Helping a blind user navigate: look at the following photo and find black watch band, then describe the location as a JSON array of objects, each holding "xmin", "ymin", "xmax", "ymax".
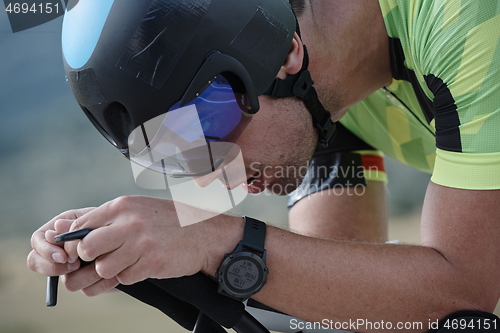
[{"xmin": 241, "ymin": 216, "xmax": 266, "ymax": 255}]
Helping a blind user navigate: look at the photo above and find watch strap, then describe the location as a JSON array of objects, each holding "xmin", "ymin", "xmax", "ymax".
[{"xmin": 241, "ymin": 216, "xmax": 266, "ymax": 255}]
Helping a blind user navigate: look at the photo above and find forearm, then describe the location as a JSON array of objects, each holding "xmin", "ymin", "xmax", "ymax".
[
  {"xmin": 203, "ymin": 219, "xmax": 477, "ymax": 332},
  {"xmin": 253, "ymin": 227, "xmax": 478, "ymax": 331}
]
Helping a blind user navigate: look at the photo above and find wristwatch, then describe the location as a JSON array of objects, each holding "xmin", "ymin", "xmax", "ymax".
[{"xmin": 216, "ymin": 216, "xmax": 268, "ymax": 301}]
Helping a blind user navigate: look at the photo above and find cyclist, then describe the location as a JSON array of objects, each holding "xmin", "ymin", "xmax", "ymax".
[{"xmin": 28, "ymin": 0, "xmax": 500, "ymax": 331}]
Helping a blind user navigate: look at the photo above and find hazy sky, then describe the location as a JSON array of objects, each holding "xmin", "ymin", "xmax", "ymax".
[
  {"xmin": 0, "ymin": 11, "xmax": 145, "ymax": 237},
  {"xmin": 0, "ymin": 10, "xmax": 66, "ymax": 115}
]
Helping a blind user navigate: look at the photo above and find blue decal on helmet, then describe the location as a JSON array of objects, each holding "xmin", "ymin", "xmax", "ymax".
[{"xmin": 62, "ymin": 0, "xmax": 115, "ymax": 69}]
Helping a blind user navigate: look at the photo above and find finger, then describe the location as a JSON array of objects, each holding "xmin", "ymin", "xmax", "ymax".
[
  {"xmin": 31, "ymin": 208, "xmax": 96, "ymax": 264},
  {"xmin": 114, "ymin": 252, "xmax": 173, "ymax": 285},
  {"xmin": 32, "ymin": 229, "xmax": 68, "ymax": 264},
  {"xmin": 65, "ymin": 224, "xmax": 125, "ymax": 264},
  {"xmin": 44, "ymin": 208, "xmax": 96, "ymax": 235},
  {"xmin": 53, "ymin": 219, "xmax": 75, "ymax": 236},
  {"xmin": 64, "ymin": 239, "xmax": 83, "ymax": 264},
  {"xmin": 64, "ymin": 228, "xmax": 100, "ymax": 264},
  {"xmin": 61, "ymin": 261, "xmax": 101, "ymax": 292},
  {"xmin": 102, "ymin": 288, "xmax": 120, "ymax": 294},
  {"xmin": 69, "ymin": 199, "xmax": 124, "ymax": 232},
  {"xmin": 93, "ymin": 245, "xmax": 139, "ymax": 280},
  {"xmin": 43, "ymin": 219, "xmax": 76, "ymax": 264},
  {"xmin": 27, "ymin": 250, "xmax": 81, "ymax": 276},
  {"xmin": 45, "ymin": 219, "xmax": 74, "ymax": 245},
  {"xmin": 61, "ymin": 261, "xmax": 120, "ymax": 296},
  {"xmin": 58, "ymin": 207, "xmax": 96, "ymax": 221},
  {"xmin": 45, "ymin": 230, "xmax": 59, "ymax": 244},
  {"xmin": 44, "ymin": 230, "xmax": 69, "ymax": 264},
  {"xmin": 80, "ymin": 277, "xmax": 120, "ymax": 297},
  {"xmin": 64, "ymin": 201, "xmax": 123, "ymax": 264},
  {"xmin": 115, "ymin": 257, "xmax": 152, "ymax": 285}
]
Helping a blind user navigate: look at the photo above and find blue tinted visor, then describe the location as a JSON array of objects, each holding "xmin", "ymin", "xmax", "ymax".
[{"xmin": 128, "ymin": 74, "xmax": 252, "ymax": 177}]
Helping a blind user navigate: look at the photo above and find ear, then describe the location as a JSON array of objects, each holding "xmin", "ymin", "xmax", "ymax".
[{"xmin": 277, "ymin": 32, "xmax": 304, "ymax": 79}]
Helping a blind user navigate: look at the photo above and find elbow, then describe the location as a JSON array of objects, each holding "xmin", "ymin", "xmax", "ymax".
[
  {"xmin": 435, "ymin": 271, "xmax": 499, "ymax": 319},
  {"xmin": 425, "ymin": 250, "xmax": 499, "ymax": 321},
  {"xmin": 420, "ymin": 287, "xmax": 499, "ymax": 333},
  {"xmin": 458, "ymin": 292, "xmax": 499, "ymax": 315},
  {"xmin": 454, "ymin": 266, "xmax": 499, "ymax": 314}
]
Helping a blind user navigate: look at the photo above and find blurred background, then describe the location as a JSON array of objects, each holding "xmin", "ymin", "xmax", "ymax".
[{"xmin": 0, "ymin": 8, "xmax": 497, "ymax": 333}]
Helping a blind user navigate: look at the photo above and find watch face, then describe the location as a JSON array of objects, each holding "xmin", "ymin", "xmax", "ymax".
[{"xmin": 224, "ymin": 256, "xmax": 262, "ymax": 293}]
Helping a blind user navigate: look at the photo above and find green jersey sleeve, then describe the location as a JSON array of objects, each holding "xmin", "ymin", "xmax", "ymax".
[{"xmin": 343, "ymin": 0, "xmax": 500, "ymax": 190}]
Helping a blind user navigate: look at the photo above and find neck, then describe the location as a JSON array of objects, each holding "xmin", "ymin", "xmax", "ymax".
[{"xmin": 298, "ymin": 0, "xmax": 392, "ymax": 120}]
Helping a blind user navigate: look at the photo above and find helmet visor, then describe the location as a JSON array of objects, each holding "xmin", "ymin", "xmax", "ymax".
[{"xmin": 128, "ymin": 74, "xmax": 252, "ymax": 177}]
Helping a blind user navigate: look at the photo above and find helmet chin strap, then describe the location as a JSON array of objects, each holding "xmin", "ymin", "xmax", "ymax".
[
  {"xmin": 263, "ymin": 4, "xmax": 336, "ymax": 147},
  {"xmin": 263, "ymin": 44, "xmax": 336, "ymax": 147}
]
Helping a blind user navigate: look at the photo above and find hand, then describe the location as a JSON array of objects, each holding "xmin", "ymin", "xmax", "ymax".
[
  {"xmin": 62, "ymin": 196, "xmax": 213, "ymax": 288},
  {"xmin": 29, "ymin": 196, "xmax": 243, "ymax": 297},
  {"xmin": 27, "ymin": 207, "xmax": 120, "ymax": 296},
  {"xmin": 28, "ymin": 207, "xmax": 94, "ymax": 276}
]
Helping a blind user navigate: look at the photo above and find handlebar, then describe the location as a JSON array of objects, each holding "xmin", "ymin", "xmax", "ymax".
[
  {"xmin": 49, "ymin": 230, "xmax": 269, "ymax": 332},
  {"xmin": 54, "ymin": 270, "xmax": 500, "ymax": 333},
  {"xmin": 117, "ymin": 272, "xmax": 270, "ymax": 333}
]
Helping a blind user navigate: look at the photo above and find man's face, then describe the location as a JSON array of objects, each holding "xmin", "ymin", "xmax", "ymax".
[
  {"xmin": 233, "ymin": 95, "xmax": 318, "ymax": 195},
  {"xmin": 192, "ymin": 95, "xmax": 318, "ymax": 194},
  {"xmin": 190, "ymin": 86, "xmax": 345, "ymax": 195}
]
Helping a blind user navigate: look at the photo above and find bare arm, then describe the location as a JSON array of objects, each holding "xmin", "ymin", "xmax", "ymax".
[
  {"xmin": 289, "ymin": 180, "xmax": 388, "ymax": 242},
  {"xmin": 28, "ymin": 184, "xmax": 499, "ymax": 332},
  {"xmin": 235, "ymin": 182, "xmax": 500, "ymax": 331}
]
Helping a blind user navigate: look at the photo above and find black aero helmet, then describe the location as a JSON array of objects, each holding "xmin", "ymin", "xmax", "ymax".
[{"xmin": 62, "ymin": 0, "xmax": 335, "ymax": 176}]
